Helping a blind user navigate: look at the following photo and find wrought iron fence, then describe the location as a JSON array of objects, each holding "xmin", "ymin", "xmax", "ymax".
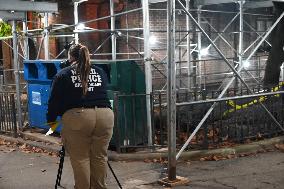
[
  {"xmin": 112, "ymin": 87, "xmax": 284, "ymax": 152},
  {"xmin": 153, "ymin": 87, "xmax": 284, "ymax": 150},
  {"xmin": 0, "ymin": 92, "xmax": 17, "ymax": 137}
]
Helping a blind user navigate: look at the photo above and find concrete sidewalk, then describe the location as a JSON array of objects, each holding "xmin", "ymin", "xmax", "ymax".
[{"xmin": 1, "ymin": 138, "xmax": 284, "ymax": 189}]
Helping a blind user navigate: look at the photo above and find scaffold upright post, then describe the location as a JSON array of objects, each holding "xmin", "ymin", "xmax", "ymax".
[
  {"xmin": 44, "ymin": 13, "xmax": 49, "ymax": 60},
  {"xmin": 238, "ymin": 0, "xmax": 244, "ymax": 87},
  {"xmin": 12, "ymin": 20, "xmax": 23, "ymax": 130},
  {"xmin": 23, "ymin": 13, "xmax": 29, "ymax": 59},
  {"xmin": 197, "ymin": 5, "xmax": 202, "ymax": 90},
  {"xmin": 110, "ymin": 0, "xmax": 116, "ymax": 60},
  {"xmin": 186, "ymin": 0, "xmax": 192, "ymax": 91},
  {"xmin": 74, "ymin": 1, "xmax": 79, "ymax": 44},
  {"xmin": 167, "ymin": 0, "xmax": 176, "ymax": 181},
  {"xmin": 142, "ymin": 0, "xmax": 153, "ymax": 146}
]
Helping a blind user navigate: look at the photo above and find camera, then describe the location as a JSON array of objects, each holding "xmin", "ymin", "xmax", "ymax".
[{"xmin": 59, "ymin": 59, "xmax": 71, "ymax": 69}]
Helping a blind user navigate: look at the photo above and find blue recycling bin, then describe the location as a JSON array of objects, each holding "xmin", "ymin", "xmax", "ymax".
[{"xmin": 24, "ymin": 60, "xmax": 63, "ymax": 132}]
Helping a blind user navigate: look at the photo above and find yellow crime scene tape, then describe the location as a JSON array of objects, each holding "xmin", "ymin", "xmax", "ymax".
[{"xmin": 223, "ymin": 82, "xmax": 284, "ymax": 116}]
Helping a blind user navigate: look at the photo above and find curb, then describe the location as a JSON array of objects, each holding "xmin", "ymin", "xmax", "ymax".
[
  {"xmin": 109, "ymin": 136, "xmax": 284, "ymax": 161},
  {"xmin": 1, "ymin": 134, "xmax": 283, "ymax": 161},
  {"xmin": 19, "ymin": 131, "xmax": 61, "ymax": 145},
  {"xmin": 0, "ymin": 134, "xmax": 60, "ymax": 154}
]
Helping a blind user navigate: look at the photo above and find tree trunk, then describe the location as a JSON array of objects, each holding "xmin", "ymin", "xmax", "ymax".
[{"xmin": 263, "ymin": 2, "xmax": 284, "ymax": 88}]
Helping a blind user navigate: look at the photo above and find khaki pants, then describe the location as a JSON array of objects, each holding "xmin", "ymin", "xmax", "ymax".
[{"xmin": 61, "ymin": 107, "xmax": 114, "ymax": 189}]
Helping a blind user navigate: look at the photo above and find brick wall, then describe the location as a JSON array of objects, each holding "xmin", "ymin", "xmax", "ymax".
[
  {"xmin": 45, "ymin": 0, "xmax": 113, "ymax": 59},
  {"xmin": 116, "ymin": 1, "xmax": 143, "ymax": 60}
]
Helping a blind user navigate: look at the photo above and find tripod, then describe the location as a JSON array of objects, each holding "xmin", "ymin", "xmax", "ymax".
[
  {"xmin": 55, "ymin": 146, "xmax": 65, "ymax": 189},
  {"xmin": 55, "ymin": 146, "xmax": 122, "ymax": 189}
]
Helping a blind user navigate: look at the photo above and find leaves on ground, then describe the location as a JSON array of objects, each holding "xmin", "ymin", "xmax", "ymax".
[
  {"xmin": 200, "ymin": 154, "xmax": 237, "ymax": 161},
  {"xmin": 144, "ymin": 157, "xmax": 168, "ymax": 164},
  {"xmin": 0, "ymin": 138, "xmax": 58, "ymax": 157},
  {"xmin": 198, "ymin": 147, "xmax": 281, "ymax": 162},
  {"xmin": 275, "ymin": 143, "xmax": 284, "ymax": 152}
]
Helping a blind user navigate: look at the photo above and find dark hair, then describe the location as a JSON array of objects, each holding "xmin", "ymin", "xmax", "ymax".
[{"xmin": 68, "ymin": 43, "xmax": 91, "ymax": 96}]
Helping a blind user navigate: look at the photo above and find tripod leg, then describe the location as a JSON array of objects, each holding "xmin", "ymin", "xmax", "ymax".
[
  {"xmin": 55, "ymin": 147, "xmax": 65, "ymax": 189},
  {"xmin": 107, "ymin": 161, "xmax": 122, "ymax": 189}
]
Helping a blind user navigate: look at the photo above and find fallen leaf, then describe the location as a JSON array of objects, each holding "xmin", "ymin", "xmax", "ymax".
[
  {"xmin": 207, "ymin": 129, "xmax": 214, "ymax": 138},
  {"xmin": 257, "ymin": 149, "xmax": 266, "ymax": 153},
  {"xmin": 275, "ymin": 144, "xmax": 284, "ymax": 152},
  {"xmin": 266, "ymin": 149, "xmax": 275, "ymax": 152},
  {"xmin": 19, "ymin": 144, "xmax": 27, "ymax": 150},
  {"xmin": 227, "ymin": 154, "xmax": 236, "ymax": 159},
  {"xmin": 144, "ymin": 159, "xmax": 152, "ymax": 163},
  {"xmin": 9, "ymin": 149, "xmax": 16, "ymax": 152},
  {"xmin": 212, "ymin": 155, "xmax": 219, "ymax": 161}
]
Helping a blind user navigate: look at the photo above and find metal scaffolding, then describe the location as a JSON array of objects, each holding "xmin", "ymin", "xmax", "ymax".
[
  {"xmin": 144, "ymin": 0, "xmax": 283, "ymax": 182},
  {"xmin": 174, "ymin": 0, "xmax": 284, "ymax": 182}
]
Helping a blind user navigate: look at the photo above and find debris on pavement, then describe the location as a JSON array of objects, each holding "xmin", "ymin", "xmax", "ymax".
[{"xmin": 0, "ymin": 138, "xmax": 58, "ymax": 157}]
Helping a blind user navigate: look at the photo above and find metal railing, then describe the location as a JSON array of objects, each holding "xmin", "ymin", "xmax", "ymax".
[
  {"xmin": 0, "ymin": 92, "xmax": 17, "ymax": 137},
  {"xmin": 0, "ymin": 69, "xmax": 26, "ymax": 92},
  {"xmin": 112, "ymin": 88, "xmax": 284, "ymax": 152},
  {"xmin": 153, "ymin": 88, "xmax": 284, "ymax": 150}
]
